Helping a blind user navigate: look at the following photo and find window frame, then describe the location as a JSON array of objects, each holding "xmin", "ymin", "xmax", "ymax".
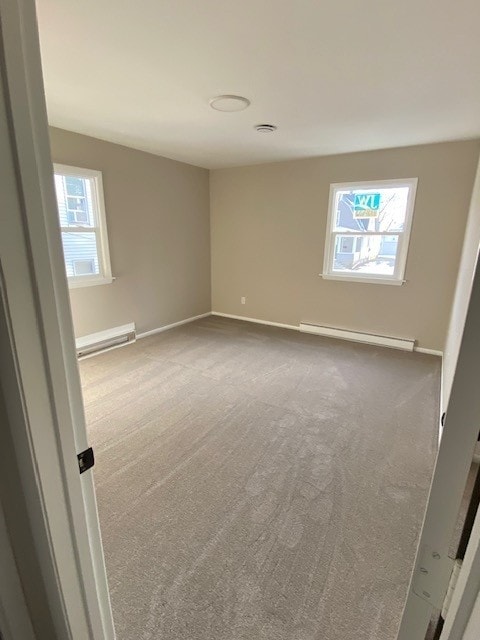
[
  {"xmin": 53, "ymin": 163, "xmax": 113, "ymax": 288},
  {"xmin": 322, "ymin": 178, "xmax": 418, "ymax": 285}
]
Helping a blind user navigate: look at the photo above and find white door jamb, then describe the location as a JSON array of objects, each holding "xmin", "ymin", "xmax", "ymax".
[
  {"xmin": 397, "ymin": 256, "xmax": 480, "ymax": 639},
  {"xmin": 0, "ymin": 0, "xmax": 115, "ymax": 637}
]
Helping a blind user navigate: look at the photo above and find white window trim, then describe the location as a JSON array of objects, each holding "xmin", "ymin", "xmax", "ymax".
[
  {"xmin": 321, "ymin": 177, "xmax": 418, "ymax": 285},
  {"xmin": 53, "ymin": 163, "xmax": 113, "ymax": 288}
]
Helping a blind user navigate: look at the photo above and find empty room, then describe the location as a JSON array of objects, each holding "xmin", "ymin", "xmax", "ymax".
[{"xmin": 2, "ymin": 1, "xmax": 480, "ymax": 640}]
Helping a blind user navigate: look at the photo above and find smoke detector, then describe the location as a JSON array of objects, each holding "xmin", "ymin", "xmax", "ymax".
[
  {"xmin": 255, "ymin": 124, "xmax": 277, "ymax": 133},
  {"xmin": 209, "ymin": 95, "xmax": 250, "ymax": 112}
]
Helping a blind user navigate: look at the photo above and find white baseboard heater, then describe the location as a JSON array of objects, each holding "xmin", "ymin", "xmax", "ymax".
[
  {"xmin": 76, "ymin": 323, "xmax": 136, "ymax": 358},
  {"xmin": 299, "ymin": 322, "xmax": 415, "ymax": 352}
]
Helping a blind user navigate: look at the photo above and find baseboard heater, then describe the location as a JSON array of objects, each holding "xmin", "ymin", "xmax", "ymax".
[
  {"xmin": 76, "ymin": 323, "xmax": 136, "ymax": 359},
  {"xmin": 299, "ymin": 322, "xmax": 415, "ymax": 352}
]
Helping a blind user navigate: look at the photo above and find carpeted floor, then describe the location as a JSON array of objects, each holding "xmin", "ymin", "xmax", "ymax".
[{"xmin": 80, "ymin": 316, "xmax": 440, "ymax": 640}]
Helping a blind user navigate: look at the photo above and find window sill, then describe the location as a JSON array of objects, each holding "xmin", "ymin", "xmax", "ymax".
[
  {"xmin": 320, "ymin": 273, "xmax": 405, "ymax": 286},
  {"xmin": 68, "ymin": 276, "xmax": 114, "ymax": 289}
]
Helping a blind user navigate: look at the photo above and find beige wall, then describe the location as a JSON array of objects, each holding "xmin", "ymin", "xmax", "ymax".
[
  {"xmin": 211, "ymin": 141, "xmax": 480, "ymax": 351},
  {"xmin": 49, "ymin": 127, "xmax": 211, "ymax": 338}
]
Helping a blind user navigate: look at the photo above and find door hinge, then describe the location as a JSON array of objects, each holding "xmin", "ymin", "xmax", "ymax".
[
  {"xmin": 412, "ymin": 545, "xmax": 454, "ymax": 610},
  {"xmin": 77, "ymin": 447, "xmax": 94, "ymax": 474}
]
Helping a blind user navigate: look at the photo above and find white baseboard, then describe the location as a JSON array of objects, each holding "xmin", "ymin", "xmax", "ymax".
[
  {"xmin": 212, "ymin": 312, "xmax": 444, "ymax": 358},
  {"xmin": 414, "ymin": 346, "xmax": 443, "ymax": 357},
  {"xmin": 137, "ymin": 312, "xmax": 211, "ymax": 339},
  {"xmin": 211, "ymin": 311, "xmax": 299, "ymax": 332}
]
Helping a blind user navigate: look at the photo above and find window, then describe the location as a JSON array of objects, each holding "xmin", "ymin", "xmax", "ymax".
[
  {"xmin": 53, "ymin": 164, "xmax": 112, "ymax": 288},
  {"xmin": 323, "ymin": 178, "xmax": 417, "ymax": 285}
]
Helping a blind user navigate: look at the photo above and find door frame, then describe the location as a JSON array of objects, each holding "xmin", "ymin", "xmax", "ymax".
[
  {"xmin": 0, "ymin": 0, "xmax": 114, "ymax": 637},
  {"xmin": 397, "ymin": 193, "xmax": 480, "ymax": 637},
  {"xmin": 441, "ymin": 502, "xmax": 480, "ymax": 639}
]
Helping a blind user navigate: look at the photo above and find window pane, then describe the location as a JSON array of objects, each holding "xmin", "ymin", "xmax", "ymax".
[
  {"xmin": 61, "ymin": 232, "xmax": 100, "ymax": 278},
  {"xmin": 332, "ymin": 234, "xmax": 399, "ymax": 276},
  {"xmin": 67, "ymin": 196, "xmax": 87, "ymax": 212},
  {"xmin": 55, "ymin": 174, "xmax": 95, "ymax": 228},
  {"xmin": 334, "ymin": 186, "xmax": 410, "ymax": 233},
  {"xmin": 66, "ymin": 196, "xmax": 89, "ymax": 224},
  {"xmin": 65, "ymin": 176, "xmax": 86, "ymax": 197}
]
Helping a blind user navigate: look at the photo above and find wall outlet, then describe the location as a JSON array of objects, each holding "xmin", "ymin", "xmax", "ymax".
[{"xmin": 241, "ymin": 296, "xmax": 246, "ymax": 305}]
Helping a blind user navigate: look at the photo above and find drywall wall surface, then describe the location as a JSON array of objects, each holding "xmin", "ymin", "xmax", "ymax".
[
  {"xmin": 211, "ymin": 141, "xmax": 480, "ymax": 351},
  {"xmin": 49, "ymin": 127, "xmax": 210, "ymax": 337},
  {"xmin": 443, "ymin": 158, "xmax": 480, "ymax": 409}
]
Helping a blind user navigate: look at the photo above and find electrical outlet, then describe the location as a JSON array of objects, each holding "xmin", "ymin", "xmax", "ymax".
[{"xmin": 241, "ymin": 296, "xmax": 246, "ymax": 305}]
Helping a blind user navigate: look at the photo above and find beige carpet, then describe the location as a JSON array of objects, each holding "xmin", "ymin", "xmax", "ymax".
[{"xmin": 80, "ymin": 316, "xmax": 440, "ymax": 640}]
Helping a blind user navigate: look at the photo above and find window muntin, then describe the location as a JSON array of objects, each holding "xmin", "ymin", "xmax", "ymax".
[
  {"xmin": 53, "ymin": 165, "xmax": 112, "ymax": 288},
  {"xmin": 323, "ymin": 179, "xmax": 417, "ymax": 284}
]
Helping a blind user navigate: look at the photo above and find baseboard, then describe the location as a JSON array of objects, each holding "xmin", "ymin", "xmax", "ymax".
[
  {"xmin": 137, "ymin": 312, "xmax": 212, "ymax": 339},
  {"xmin": 414, "ymin": 346, "xmax": 443, "ymax": 356},
  {"xmin": 212, "ymin": 312, "xmax": 444, "ymax": 358},
  {"xmin": 211, "ymin": 312, "xmax": 299, "ymax": 332}
]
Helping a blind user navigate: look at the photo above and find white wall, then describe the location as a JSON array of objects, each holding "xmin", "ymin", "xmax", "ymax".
[{"xmin": 443, "ymin": 158, "xmax": 480, "ymax": 411}]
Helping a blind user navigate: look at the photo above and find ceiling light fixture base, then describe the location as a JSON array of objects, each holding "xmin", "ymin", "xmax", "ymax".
[{"xmin": 209, "ymin": 95, "xmax": 250, "ymax": 112}]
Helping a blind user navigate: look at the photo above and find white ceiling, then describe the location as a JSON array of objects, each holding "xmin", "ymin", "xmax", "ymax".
[{"xmin": 36, "ymin": 0, "xmax": 480, "ymax": 169}]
